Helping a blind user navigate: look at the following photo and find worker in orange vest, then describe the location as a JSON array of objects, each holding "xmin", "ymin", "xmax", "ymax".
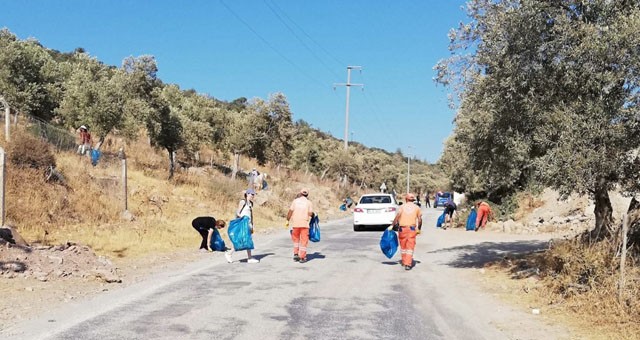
[
  {"xmin": 475, "ymin": 201, "xmax": 494, "ymax": 231},
  {"xmin": 286, "ymin": 188, "xmax": 314, "ymax": 263},
  {"xmin": 392, "ymin": 193, "xmax": 423, "ymax": 270}
]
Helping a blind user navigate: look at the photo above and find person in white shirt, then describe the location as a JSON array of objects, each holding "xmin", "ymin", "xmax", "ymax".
[{"xmin": 225, "ymin": 188, "xmax": 259, "ymax": 264}]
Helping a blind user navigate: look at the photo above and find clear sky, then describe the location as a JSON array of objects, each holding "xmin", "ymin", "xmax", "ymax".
[{"xmin": 2, "ymin": 1, "xmax": 469, "ymax": 163}]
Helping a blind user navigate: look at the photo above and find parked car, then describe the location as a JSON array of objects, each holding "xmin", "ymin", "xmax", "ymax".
[
  {"xmin": 352, "ymin": 193, "xmax": 398, "ymax": 231},
  {"xmin": 433, "ymin": 192, "xmax": 453, "ymax": 208}
]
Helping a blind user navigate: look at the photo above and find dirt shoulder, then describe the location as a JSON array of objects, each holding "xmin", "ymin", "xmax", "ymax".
[{"xmin": 0, "ymin": 242, "xmax": 207, "ymax": 330}]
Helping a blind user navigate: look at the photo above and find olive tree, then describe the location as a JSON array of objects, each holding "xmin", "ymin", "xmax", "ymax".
[{"xmin": 436, "ymin": 0, "xmax": 640, "ymax": 239}]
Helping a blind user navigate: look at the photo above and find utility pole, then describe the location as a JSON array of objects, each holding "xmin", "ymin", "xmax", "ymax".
[{"xmin": 334, "ymin": 66, "xmax": 363, "ymax": 150}]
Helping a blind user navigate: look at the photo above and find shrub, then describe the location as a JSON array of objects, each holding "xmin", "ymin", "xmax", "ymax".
[{"xmin": 7, "ymin": 132, "xmax": 56, "ymax": 169}]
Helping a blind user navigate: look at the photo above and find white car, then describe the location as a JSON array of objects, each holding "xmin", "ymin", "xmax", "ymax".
[{"xmin": 352, "ymin": 193, "xmax": 399, "ymax": 231}]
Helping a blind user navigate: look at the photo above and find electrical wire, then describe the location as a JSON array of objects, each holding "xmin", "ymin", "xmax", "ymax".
[
  {"xmin": 220, "ymin": 0, "xmax": 327, "ymax": 89},
  {"xmin": 266, "ymin": 0, "xmax": 346, "ymax": 68},
  {"xmin": 263, "ymin": 0, "xmax": 342, "ymax": 81}
]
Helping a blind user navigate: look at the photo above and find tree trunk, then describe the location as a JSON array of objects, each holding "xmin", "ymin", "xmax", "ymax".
[
  {"xmin": 625, "ymin": 196, "xmax": 640, "ymax": 250},
  {"xmin": 320, "ymin": 167, "xmax": 329, "ymax": 181},
  {"xmin": 231, "ymin": 152, "xmax": 240, "ymax": 180},
  {"xmin": 590, "ymin": 177, "xmax": 614, "ymax": 241},
  {"xmin": 95, "ymin": 136, "xmax": 105, "ymax": 150},
  {"xmin": 168, "ymin": 149, "xmax": 175, "ymax": 179}
]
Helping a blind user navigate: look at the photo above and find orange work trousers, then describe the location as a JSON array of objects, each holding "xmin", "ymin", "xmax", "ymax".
[
  {"xmin": 476, "ymin": 206, "xmax": 491, "ymax": 228},
  {"xmin": 399, "ymin": 226, "xmax": 417, "ymax": 267},
  {"xmin": 291, "ymin": 227, "xmax": 309, "ymax": 259}
]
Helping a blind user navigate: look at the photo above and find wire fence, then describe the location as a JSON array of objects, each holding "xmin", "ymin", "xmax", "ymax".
[{"xmin": 21, "ymin": 114, "xmax": 77, "ymax": 151}]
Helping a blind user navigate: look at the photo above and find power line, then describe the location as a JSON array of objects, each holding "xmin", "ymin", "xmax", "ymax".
[
  {"xmin": 220, "ymin": 0, "xmax": 327, "ymax": 89},
  {"xmin": 263, "ymin": 0, "xmax": 342, "ymax": 81},
  {"xmin": 358, "ymin": 72, "xmax": 402, "ymax": 148},
  {"xmin": 265, "ymin": 0, "xmax": 345, "ymax": 68}
]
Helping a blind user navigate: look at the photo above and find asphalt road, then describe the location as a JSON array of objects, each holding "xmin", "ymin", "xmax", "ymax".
[{"xmin": 2, "ymin": 208, "xmax": 567, "ymax": 340}]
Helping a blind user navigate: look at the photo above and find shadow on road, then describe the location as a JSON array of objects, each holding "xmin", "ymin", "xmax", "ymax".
[
  {"xmin": 252, "ymin": 252, "xmax": 276, "ymax": 261},
  {"xmin": 429, "ymin": 240, "xmax": 549, "ymax": 268},
  {"xmin": 306, "ymin": 252, "xmax": 325, "ymax": 262}
]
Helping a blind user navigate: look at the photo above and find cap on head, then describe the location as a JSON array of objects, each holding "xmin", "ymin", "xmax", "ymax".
[
  {"xmin": 245, "ymin": 188, "xmax": 256, "ymax": 195},
  {"xmin": 405, "ymin": 193, "xmax": 416, "ymax": 201},
  {"xmin": 300, "ymin": 188, "xmax": 309, "ymax": 196}
]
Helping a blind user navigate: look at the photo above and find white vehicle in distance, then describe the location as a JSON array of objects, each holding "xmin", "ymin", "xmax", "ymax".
[{"xmin": 352, "ymin": 193, "xmax": 398, "ymax": 231}]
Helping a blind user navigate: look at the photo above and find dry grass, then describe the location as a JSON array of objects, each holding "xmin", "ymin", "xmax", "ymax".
[{"xmin": 489, "ymin": 239, "xmax": 640, "ymax": 339}]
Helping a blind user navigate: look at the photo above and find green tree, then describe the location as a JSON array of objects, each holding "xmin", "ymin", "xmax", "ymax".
[
  {"xmin": 148, "ymin": 86, "xmax": 184, "ymax": 179},
  {"xmin": 264, "ymin": 93, "xmax": 295, "ymax": 167},
  {"xmin": 436, "ymin": 0, "xmax": 640, "ymax": 239},
  {"xmin": 56, "ymin": 53, "xmax": 125, "ymax": 144},
  {"xmin": 0, "ymin": 29, "xmax": 60, "ymax": 120}
]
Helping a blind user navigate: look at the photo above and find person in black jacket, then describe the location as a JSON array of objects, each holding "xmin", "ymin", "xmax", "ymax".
[
  {"xmin": 443, "ymin": 200, "xmax": 457, "ymax": 230},
  {"xmin": 192, "ymin": 216, "xmax": 226, "ymax": 251}
]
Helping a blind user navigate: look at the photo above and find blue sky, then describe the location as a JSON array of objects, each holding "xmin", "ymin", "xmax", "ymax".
[{"xmin": 2, "ymin": 1, "xmax": 469, "ymax": 162}]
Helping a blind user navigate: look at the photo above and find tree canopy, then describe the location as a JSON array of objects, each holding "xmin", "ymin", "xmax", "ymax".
[{"xmin": 436, "ymin": 0, "xmax": 640, "ymax": 238}]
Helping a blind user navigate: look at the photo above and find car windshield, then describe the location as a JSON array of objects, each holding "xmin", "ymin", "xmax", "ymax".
[
  {"xmin": 359, "ymin": 196, "xmax": 392, "ymax": 204},
  {"xmin": 438, "ymin": 193, "xmax": 451, "ymax": 198}
]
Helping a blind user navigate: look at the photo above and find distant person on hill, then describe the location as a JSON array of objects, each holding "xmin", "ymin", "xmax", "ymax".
[
  {"xmin": 225, "ymin": 189, "xmax": 260, "ymax": 263},
  {"xmin": 380, "ymin": 182, "xmax": 387, "ymax": 193},
  {"xmin": 424, "ymin": 192, "xmax": 431, "ymax": 208},
  {"xmin": 77, "ymin": 125, "xmax": 92, "ymax": 156},
  {"xmin": 475, "ymin": 201, "xmax": 494, "ymax": 232},
  {"xmin": 248, "ymin": 168, "xmax": 259, "ymax": 185},
  {"xmin": 443, "ymin": 200, "xmax": 457, "ymax": 230},
  {"xmin": 191, "ymin": 216, "xmax": 226, "ymax": 252}
]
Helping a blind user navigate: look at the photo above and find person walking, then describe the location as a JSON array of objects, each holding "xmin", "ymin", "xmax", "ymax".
[
  {"xmin": 475, "ymin": 201, "xmax": 494, "ymax": 231},
  {"xmin": 191, "ymin": 216, "xmax": 226, "ymax": 252},
  {"xmin": 380, "ymin": 182, "xmax": 387, "ymax": 193},
  {"xmin": 286, "ymin": 188, "xmax": 314, "ymax": 263},
  {"xmin": 392, "ymin": 193, "xmax": 423, "ymax": 270},
  {"xmin": 225, "ymin": 189, "xmax": 259, "ymax": 263},
  {"xmin": 424, "ymin": 192, "xmax": 431, "ymax": 208},
  {"xmin": 77, "ymin": 125, "xmax": 92, "ymax": 156}
]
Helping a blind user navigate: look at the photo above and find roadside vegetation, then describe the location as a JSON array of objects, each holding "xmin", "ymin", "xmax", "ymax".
[{"xmin": 437, "ymin": 0, "xmax": 640, "ymax": 336}]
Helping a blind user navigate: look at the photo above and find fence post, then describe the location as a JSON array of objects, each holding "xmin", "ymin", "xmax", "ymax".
[
  {"xmin": 619, "ymin": 213, "xmax": 629, "ymax": 303},
  {"xmin": 0, "ymin": 96, "xmax": 9, "ymax": 142},
  {"xmin": 121, "ymin": 149, "xmax": 128, "ymax": 213},
  {"xmin": 0, "ymin": 148, "xmax": 5, "ymax": 226}
]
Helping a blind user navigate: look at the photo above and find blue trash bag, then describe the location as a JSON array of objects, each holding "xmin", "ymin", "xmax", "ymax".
[
  {"xmin": 90, "ymin": 149, "xmax": 101, "ymax": 166},
  {"xmin": 309, "ymin": 215, "xmax": 321, "ymax": 242},
  {"xmin": 210, "ymin": 229, "xmax": 227, "ymax": 251},
  {"xmin": 227, "ymin": 216, "xmax": 254, "ymax": 251},
  {"xmin": 466, "ymin": 209, "xmax": 477, "ymax": 231},
  {"xmin": 339, "ymin": 204, "xmax": 347, "ymax": 211},
  {"xmin": 436, "ymin": 212, "xmax": 446, "ymax": 228},
  {"xmin": 380, "ymin": 228, "xmax": 399, "ymax": 259},
  {"xmin": 262, "ymin": 179, "xmax": 268, "ymax": 190}
]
